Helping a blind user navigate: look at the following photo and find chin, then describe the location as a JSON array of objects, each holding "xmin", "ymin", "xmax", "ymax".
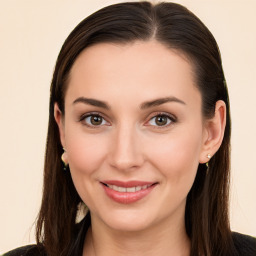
[{"xmin": 97, "ymin": 209, "xmax": 158, "ymax": 233}]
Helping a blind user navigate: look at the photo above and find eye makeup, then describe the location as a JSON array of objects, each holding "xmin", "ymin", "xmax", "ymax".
[{"xmin": 77, "ymin": 110, "xmax": 177, "ymax": 130}]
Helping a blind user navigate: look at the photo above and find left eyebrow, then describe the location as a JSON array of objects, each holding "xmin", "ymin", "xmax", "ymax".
[
  {"xmin": 73, "ymin": 97, "xmax": 111, "ymax": 110},
  {"xmin": 140, "ymin": 96, "xmax": 186, "ymax": 109}
]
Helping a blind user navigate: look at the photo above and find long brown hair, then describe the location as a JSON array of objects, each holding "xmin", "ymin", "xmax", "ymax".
[{"xmin": 36, "ymin": 2, "xmax": 235, "ymax": 255}]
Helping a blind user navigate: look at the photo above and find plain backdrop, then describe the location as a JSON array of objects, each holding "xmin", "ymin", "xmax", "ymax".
[{"xmin": 0, "ymin": 0, "xmax": 255, "ymax": 253}]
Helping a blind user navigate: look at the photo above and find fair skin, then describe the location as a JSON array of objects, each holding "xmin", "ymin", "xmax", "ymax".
[{"xmin": 55, "ymin": 40, "xmax": 226, "ymax": 256}]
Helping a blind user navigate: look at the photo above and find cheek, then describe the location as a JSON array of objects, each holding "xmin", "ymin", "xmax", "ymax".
[
  {"xmin": 146, "ymin": 129, "xmax": 202, "ymax": 183},
  {"xmin": 65, "ymin": 130, "xmax": 108, "ymax": 174},
  {"xmin": 64, "ymin": 130, "xmax": 109, "ymax": 208}
]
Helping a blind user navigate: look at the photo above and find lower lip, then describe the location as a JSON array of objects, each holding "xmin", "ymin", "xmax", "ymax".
[{"xmin": 101, "ymin": 183, "xmax": 157, "ymax": 204}]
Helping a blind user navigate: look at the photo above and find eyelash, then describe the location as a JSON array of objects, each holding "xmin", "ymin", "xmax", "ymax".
[
  {"xmin": 146, "ymin": 112, "xmax": 176, "ymax": 129},
  {"xmin": 78, "ymin": 112, "xmax": 109, "ymax": 129},
  {"xmin": 78, "ymin": 112, "xmax": 177, "ymax": 129}
]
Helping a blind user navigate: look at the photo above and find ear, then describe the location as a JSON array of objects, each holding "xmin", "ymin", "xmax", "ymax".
[
  {"xmin": 199, "ymin": 100, "xmax": 226, "ymax": 164},
  {"xmin": 54, "ymin": 103, "xmax": 66, "ymax": 148}
]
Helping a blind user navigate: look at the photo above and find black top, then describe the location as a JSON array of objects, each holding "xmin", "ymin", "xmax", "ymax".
[
  {"xmin": 232, "ymin": 232, "xmax": 256, "ymax": 255},
  {"xmin": 3, "ymin": 215, "xmax": 256, "ymax": 256}
]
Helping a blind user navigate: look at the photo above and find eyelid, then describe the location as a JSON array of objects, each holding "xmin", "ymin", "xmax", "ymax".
[
  {"xmin": 144, "ymin": 112, "xmax": 177, "ymax": 129},
  {"xmin": 78, "ymin": 111, "xmax": 177, "ymax": 129},
  {"xmin": 79, "ymin": 111, "xmax": 110, "ymax": 128}
]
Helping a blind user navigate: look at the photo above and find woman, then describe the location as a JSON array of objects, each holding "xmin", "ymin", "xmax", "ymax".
[{"xmin": 4, "ymin": 1, "xmax": 256, "ymax": 256}]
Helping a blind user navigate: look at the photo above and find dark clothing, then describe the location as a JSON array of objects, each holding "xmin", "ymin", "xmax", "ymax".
[
  {"xmin": 3, "ymin": 245, "xmax": 45, "ymax": 256},
  {"xmin": 232, "ymin": 232, "xmax": 256, "ymax": 255},
  {"xmin": 4, "ymin": 215, "xmax": 256, "ymax": 256}
]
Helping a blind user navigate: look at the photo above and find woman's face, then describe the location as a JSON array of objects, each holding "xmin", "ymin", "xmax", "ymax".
[{"xmin": 56, "ymin": 40, "xmax": 210, "ymax": 232}]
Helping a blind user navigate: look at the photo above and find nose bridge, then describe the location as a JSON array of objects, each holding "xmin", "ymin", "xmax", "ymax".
[{"xmin": 108, "ymin": 121, "xmax": 143, "ymax": 171}]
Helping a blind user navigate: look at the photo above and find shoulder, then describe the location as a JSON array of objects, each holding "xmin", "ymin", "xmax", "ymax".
[
  {"xmin": 232, "ymin": 232, "xmax": 256, "ymax": 256},
  {"xmin": 3, "ymin": 244, "xmax": 46, "ymax": 256}
]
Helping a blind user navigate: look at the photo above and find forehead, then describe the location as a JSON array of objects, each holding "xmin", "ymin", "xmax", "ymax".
[{"xmin": 66, "ymin": 40, "xmax": 201, "ymax": 108}]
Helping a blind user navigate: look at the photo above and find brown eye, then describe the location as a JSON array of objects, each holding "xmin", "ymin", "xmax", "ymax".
[
  {"xmin": 148, "ymin": 114, "xmax": 174, "ymax": 127},
  {"xmin": 81, "ymin": 114, "xmax": 108, "ymax": 127},
  {"xmin": 90, "ymin": 115, "xmax": 103, "ymax": 125},
  {"xmin": 155, "ymin": 116, "xmax": 168, "ymax": 126}
]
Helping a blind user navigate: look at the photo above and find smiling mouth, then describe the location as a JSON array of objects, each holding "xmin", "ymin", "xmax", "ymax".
[
  {"xmin": 102, "ymin": 183, "xmax": 154, "ymax": 193},
  {"xmin": 100, "ymin": 181, "xmax": 158, "ymax": 204}
]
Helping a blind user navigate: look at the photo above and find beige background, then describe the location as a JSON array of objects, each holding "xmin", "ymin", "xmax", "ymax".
[{"xmin": 0, "ymin": 0, "xmax": 255, "ymax": 253}]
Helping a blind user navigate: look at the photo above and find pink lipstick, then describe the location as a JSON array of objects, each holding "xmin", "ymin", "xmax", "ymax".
[{"xmin": 100, "ymin": 180, "xmax": 157, "ymax": 204}]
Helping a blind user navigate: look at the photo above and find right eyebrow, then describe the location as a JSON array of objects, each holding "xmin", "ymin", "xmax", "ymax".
[
  {"xmin": 73, "ymin": 97, "xmax": 111, "ymax": 110},
  {"xmin": 140, "ymin": 96, "xmax": 186, "ymax": 109}
]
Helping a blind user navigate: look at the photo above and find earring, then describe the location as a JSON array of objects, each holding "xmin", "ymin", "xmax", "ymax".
[
  {"xmin": 206, "ymin": 153, "xmax": 211, "ymax": 168},
  {"xmin": 61, "ymin": 148, "xmax": 68, "ymax": 171}
]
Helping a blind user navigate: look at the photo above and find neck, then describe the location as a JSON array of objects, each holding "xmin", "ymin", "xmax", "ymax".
[{"xmin": 83, "ymin": 211, "xmax": 190, "ymax": 256}]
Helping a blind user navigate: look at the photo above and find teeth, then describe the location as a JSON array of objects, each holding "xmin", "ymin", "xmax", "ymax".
[
  {"xmin": 127, "ymin": 187, "xmax": 136, "ymax": 192},
  {"xmin": 119, "ymin": 187, "xmax": 126, "ymax": 192},
  {"xmin": 113, "ymin": 185, "xmax": 119, "ymax": 191},
  {"xmin": 136, "ymin": 186, "xmax": 142, "ymax": 191},
  {"xmin": 107, "ymin": 184, "xmax": 151, "ymax": 192}
]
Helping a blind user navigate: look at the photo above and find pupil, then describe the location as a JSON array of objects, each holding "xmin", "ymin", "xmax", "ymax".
[
  {"xmin": 156, "ymin": 116, "xmax": 167, "ymax": 126},
  {"xmin": 91, "ymin": 116, "xmax": 102, "ymax": 125}
]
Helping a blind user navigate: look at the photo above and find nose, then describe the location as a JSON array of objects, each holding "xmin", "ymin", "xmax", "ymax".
[{"xmin": 108, "ymin": 124, "xmax": 144, "ymax": 171}]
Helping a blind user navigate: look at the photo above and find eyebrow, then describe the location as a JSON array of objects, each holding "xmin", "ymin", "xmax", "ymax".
[
  {"xmin": 140, "ymin": 96, "xmax": 186, "ymax": 109},
  {"xmin": 73, "ymin": 97, "xmax": 111, "ymax": 110},
  {"xmin": 73, "ymin": 96, "xmax": 186, "ymax": 110}
]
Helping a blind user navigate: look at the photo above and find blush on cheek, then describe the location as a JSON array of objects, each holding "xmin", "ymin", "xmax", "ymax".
[
  {"xmin": 148, "ymin": 134, "xmax": 201, "ymax": 177},
  {"xmin": 66, "ymin": 135, "xmax": 108, "ymax": 175}
]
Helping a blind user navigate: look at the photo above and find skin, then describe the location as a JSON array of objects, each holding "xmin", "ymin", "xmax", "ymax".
[{"xmin": 55, "ymin": 40, "xmax": 226, "ymax": 256}]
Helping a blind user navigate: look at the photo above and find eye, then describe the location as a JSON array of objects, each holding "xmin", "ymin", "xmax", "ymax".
[
  {"xmin": 80, "ymin": 113, "xmax": 109, "ymax": 127},
  {"xmin": 147, "ymin": 113, "xmax": 175, "ymax": 127}
]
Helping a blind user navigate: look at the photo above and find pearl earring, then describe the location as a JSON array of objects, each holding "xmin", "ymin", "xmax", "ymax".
[
  {"xmin": 61, "ymin": 148, "xmax": 68, "ymax": 171},
  {"xmin": 206, "ymin": 153, "xmax": 211, "ymax": 168}
]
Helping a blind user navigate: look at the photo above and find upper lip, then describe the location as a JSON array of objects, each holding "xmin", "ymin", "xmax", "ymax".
[{"xmin": 101, "ymin": 180, "xmax": 157, "ymax": 187}]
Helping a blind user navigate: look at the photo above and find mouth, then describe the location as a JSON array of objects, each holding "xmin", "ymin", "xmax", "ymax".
[
  {"xmin": 100, "ymin": 180, "xmax": 158, "ymax": 204},
  {"xmin": 102, "ymin": 183, "xmax": 155, "ymax": 192}
]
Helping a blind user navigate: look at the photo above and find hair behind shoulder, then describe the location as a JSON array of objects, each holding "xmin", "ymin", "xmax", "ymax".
[{"xmin": 36, "ymin": 2, "xmax": 235, "ymax": 255}]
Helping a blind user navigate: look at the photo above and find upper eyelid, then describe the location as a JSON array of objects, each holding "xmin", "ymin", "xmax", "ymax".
[
  {"xmin": 145, "ymin": 113, "xmax": 176, "ymax": 128},
  {"xmin": 79, "ymin": 111, "xmax": 108, "ymax": 120},
  {"xmin": 79, "ymin": 112, "xmax": 110, "ymax": 125},
  {"xmin": 147, "ymin": 112, "xmax": 176, "ymax": 120},
  {"xmin": 79, "ymin": 111, "xmax": 176, "ymax": 127}
]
